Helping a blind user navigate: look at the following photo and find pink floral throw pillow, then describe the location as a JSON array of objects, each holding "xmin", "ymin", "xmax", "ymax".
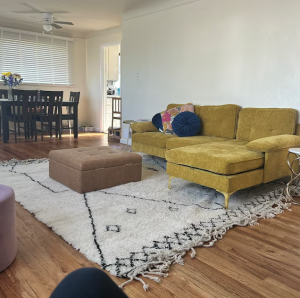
[{"xmin": 161, "ymin": 104, "xmax": 194, "ymax": 134}]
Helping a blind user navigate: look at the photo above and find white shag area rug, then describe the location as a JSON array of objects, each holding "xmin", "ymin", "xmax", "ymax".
[{"xmin": 0, "ymin": 155, "xmax": 292, "ymax": 290}]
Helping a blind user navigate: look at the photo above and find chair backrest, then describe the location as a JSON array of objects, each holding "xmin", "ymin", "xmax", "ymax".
[
  {"xmin": 0, "ymin": 89, "xmax": 8, "ymax": 99},
  {"xmin": 11, "ymin": 89, "xmax": 38, "ymax": 122},
  {"xmin": 70, "ymin": 91, "xmax": 80, "ymax": 103},
  {"xmin": 40, "ymin": 91, "xmax": 63, "ymax": 121},
  {"xmin": 167, "ymin": 103, "xmax": 241, "ymax": 139},
  {"xmin": 111, "ymin": 97, "xmax": 121, "ymax": 129},
  {"xmin": 68, "ymin": 91, "xmax": 80, "ymax": 114},
  {"xmin": 236, "ymin": 108, "xmax": 297, "ymax": 141}
]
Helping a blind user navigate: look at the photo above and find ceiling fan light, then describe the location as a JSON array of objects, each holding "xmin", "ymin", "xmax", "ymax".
[{"xmin": 43, "ymin": 24, "xmax": 52, "ymax": 32}]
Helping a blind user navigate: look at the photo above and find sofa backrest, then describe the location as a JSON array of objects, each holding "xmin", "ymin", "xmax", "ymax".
[
  {"xmin": 167, "ymin": 104, "xmax": 240, "ymax": 139},
  {"xmin": 236, "ymin": 108, "xmax": 297, "ymax": 141}
]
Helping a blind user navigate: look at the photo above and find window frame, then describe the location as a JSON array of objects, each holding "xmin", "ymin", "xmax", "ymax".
[{"xmin": 0, "ymin": 27, "xmax": 75, "ymax": 87}]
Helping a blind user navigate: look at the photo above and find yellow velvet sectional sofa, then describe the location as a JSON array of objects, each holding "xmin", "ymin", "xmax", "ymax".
[{"xmin": 131, "ymin": 104, "xmax": 300, "ymax": 209}]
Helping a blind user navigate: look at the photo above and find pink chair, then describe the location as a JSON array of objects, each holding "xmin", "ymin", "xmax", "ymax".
[{"xmin": 0, "ymin": 184, "xmax": 17, "ymax": 272}]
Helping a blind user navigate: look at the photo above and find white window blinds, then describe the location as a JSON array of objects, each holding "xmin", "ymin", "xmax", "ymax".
[{"xmin": 0, "ymin": 28, "xmax": 74, "ymax": 86}]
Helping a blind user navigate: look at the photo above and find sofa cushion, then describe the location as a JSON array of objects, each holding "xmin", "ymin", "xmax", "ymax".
[
  {"xmin": 132, "ymin": 132, "xmax": 178, "ymax": 148},
  {"xmin": 131, "ymin": 121, "xmax": 158, "ymax": 133},
  {"xmin": 172, "ymin": 111, "xmax": 201, "ymax": 137},
  {"xmin": 166, "ymin": 104, "xmax": 240, "ymax": 139},
  {"xmin": 152, "ymin": 113, "xmax": 163, "ymax": 131},
  {"xmin": 237, "ymin": 108, "xmax": 297, "ymax": 141},
  {"xmin": 166, "ymin": 136, "xmax": 229, "ymax": 150},
  {"xmin": 161, "ymin": 104, "xmax": 194, "ymax": 134},
  {"xmin": 198, "ymin": 105, "xmax": 240, "ymax": 139},
  {"xmin": 166, "ymin": 141, "xmax": 264, "ymax": 175}
]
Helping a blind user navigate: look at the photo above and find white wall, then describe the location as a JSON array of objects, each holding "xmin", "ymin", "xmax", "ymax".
[
  {"xmin": 121, "ymin": 0, "xmax": 300, "ymax": 136},
  {"xmin": 20, "ymin": 38, "xmax": 88, "ymax": 125},
  {"xmin": 86, "ymin": 30, "xmax": 122, "ymax": 131}
]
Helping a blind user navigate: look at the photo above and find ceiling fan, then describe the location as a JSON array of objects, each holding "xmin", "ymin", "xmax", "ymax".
[{"xmin": 12, "ymin": 3, "xmax": 74, "ymax": 33}]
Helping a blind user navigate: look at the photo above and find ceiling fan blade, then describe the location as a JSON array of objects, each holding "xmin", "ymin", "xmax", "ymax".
[
  {"xmin": 51, "ymin": 23, "xmax": 62, "ymax": 29},
  {"xmin": 12, "ymin": 10, "xmax": 41, "ymax": 13},
  {"xmin": 54, "ymin": 21, "xmax": 74, "ymax": 25},
  {"xmin": 48, "ymin": 11, "xmax": 69, "ymax": 14},
  {"xmin": 30, "ymin": 16, "xmax": 43, "ymax": 20},
  {"xmin": 12, "ymin": 3, "xmax": 42, "ymax": 13}
]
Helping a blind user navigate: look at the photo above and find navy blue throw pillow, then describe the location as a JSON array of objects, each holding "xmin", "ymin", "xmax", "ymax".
[
  {"xmin": 172, "ymin": 111, "xmax": 201, "ymax": 137},
  {"xmin": 152, "ymin": 113, "xmax": 163, "ymax": 131}
]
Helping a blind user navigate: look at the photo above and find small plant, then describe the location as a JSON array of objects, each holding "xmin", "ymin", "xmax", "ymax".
[{"xmin": 1, "ymin": 72, "xmax": 23, "ymax": 88}]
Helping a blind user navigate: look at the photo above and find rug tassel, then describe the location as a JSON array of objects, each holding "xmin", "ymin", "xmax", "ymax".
[
  {"xmin": 134, "ymin": 277, "xmax": 149, "ymax": 291},
  {"xmin": 119, "ymin": 277, "xmax": 133, "ymax": 289},
  {"xmin": 190, "ymin": 247, "xmax": 196, "ymax": 258}
]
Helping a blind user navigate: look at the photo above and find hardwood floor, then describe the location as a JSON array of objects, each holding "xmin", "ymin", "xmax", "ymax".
[{"xmin": 0, "ymin": 133, "xmax": 300, "ymax": 298}]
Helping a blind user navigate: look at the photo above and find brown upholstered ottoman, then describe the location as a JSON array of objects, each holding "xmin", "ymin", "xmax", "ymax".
[{"xmin": 49, "ymin": 147, "xmax": 142, "ymax": 193}]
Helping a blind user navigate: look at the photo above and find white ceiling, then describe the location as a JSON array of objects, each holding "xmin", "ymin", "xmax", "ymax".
[{"xmin": 0, "ymin": 0, "xmax": 196, "ymax": 38}]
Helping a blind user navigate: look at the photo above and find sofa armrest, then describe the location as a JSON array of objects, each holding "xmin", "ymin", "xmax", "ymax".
[
  {"xmin": 246, "ymin": 135, "xmax": 300, "ymax": 153},
  {"xmin": 130, "ymin": 121, "xmax": 158, "ymax": 133}
]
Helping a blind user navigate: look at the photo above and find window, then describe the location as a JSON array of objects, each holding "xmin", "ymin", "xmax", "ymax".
[{"xmin": 0, "ymin": 28, "xmax": 74, "ymax": 86}]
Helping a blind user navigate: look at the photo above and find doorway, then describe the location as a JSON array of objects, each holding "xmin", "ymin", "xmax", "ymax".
[{"xmin": 102, "ymin": 43, "xmax": 121, "ymax": 133}]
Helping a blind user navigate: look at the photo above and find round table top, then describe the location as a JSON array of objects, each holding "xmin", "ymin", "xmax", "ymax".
[{"xmin": 289, "ymin": 148, "xmax": 300, "ymax": 154}]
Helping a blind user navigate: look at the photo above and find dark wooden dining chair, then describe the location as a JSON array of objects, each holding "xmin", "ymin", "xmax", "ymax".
[
  {"xmin": 0, "ymin": 89, "xmax": 8, "ymax": 137},
  {"xmin": 36, "ymin": 91, "xmax": 63, "ymax": 141},
  {"xmin": 61, "ymin": 91, "xmax": 80, "ymax": 134},
  {"xmin": 6, "ymin": 90, "xmax": 38, "ymax": 143}
]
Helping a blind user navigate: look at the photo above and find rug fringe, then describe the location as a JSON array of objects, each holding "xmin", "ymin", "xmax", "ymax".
[{"xmin": 120, "ymin": 192, "xmax": 293, "ymax": 291}]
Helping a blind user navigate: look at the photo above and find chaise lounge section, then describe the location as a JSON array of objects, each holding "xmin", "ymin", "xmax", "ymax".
[{"xmin": 131, "ymin": 105, "xmax": 300, "ymax": 209}]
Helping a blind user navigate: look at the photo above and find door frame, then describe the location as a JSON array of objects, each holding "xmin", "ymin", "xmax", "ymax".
[{"xmin": 99, "ymin": 41, "xmax": 121, "ymax": 133}]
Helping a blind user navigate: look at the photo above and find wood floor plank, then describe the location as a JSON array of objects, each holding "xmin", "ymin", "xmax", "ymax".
[
  {"xmin": 12, "ymin": 241, "xmax": 57, "ymax": 298},
  {"xmin": 0, "ymin": 133, "xmax": 300, "ymax": 297},
  {"xmin": 4, "ymin": 263, "xmax": 38, "ymax": 298},
  {"xmin": 0, "ymin": 271, "xmax": 26, "ymax": 298}
]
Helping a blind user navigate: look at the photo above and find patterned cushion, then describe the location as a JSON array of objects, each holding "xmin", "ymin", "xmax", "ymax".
[{"xmin": 161, "ymin": 104, "xmax": 194, "ymax": 134}]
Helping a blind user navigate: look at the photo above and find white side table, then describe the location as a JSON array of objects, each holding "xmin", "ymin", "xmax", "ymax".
[
  {"xmin": 286, "ymin": 148, "xmax": 300, "ymax": 205},
  {"xmin": 123, "ymin": 120, "xmax": 135, "ymax": 151},
  {"xmin": 123, "ymin": 119, "xmax": 151, "ymax": 151}
]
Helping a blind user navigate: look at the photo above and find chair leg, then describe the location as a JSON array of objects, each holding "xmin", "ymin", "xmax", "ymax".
[
  {"xmin": 14, "ymin": 121, "xmax": 17, "ymax": 143},
  {"xmin": 31, "ymin": 122, "xmax": 34, "ymax": 138},
  {"xmin": 59, "ymin": 120, "xmax": 62, "ymax": 140},
  {"xmin": 49, "ymin": 122, "xmax": 52, "ymax": 137},
  {"xmin": 18, "ymin": 122, "xmax": 20, "ymax": 136},
  {"xmin": 41, "ymin": 122, "xmax": 44, "ymax": 141},
  {"xmin": 55, "ymin": 121, "xmax": 58, "ymax": 138},
  {"xmin": 34, "ymin": 121, "xmax": 37, "ymax": 142},
  {"xmin": 24, "ymin": 123, "xmax": 27, "ymax": 138}
]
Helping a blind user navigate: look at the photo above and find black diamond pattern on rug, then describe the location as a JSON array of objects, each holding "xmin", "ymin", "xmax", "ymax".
[
  {"xmin": 126, "ymin": 208, "xmax": 136, "ymax": 214},
  {"xmin": 106, "ymin": 225, "xmax": 121, "ymax": 232},
  {"xmin": 169, "ymin": 206, "xmax": 178, "ymax": 211}
]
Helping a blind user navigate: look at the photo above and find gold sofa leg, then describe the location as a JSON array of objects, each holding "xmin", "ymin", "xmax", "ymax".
[
  {"xmin": 168, "ymin": 176, "xmax": 175, "ymax": 189},
  {"xmin": 220, "ymin": 191, "xmax": 232, "ymax": 210}
]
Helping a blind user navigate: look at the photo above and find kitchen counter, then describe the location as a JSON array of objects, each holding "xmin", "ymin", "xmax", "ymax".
[{"xmin": 107, "ymin": 95, "xmax": 121, "ymax": 98}]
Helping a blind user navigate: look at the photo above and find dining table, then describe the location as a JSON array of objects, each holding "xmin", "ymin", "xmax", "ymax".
[{"xmin": 0, "ymin": 99, "xmax": 78, "ymax": 143}]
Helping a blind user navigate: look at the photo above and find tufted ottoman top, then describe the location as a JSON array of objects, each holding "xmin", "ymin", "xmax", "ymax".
[
  {"xmin": 49, "ymin": 146, "xmax": 142, "ymax": 171},
  {"xmin": 0, "ymin": 184, "xmax": 14, "ymax": 203}
]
